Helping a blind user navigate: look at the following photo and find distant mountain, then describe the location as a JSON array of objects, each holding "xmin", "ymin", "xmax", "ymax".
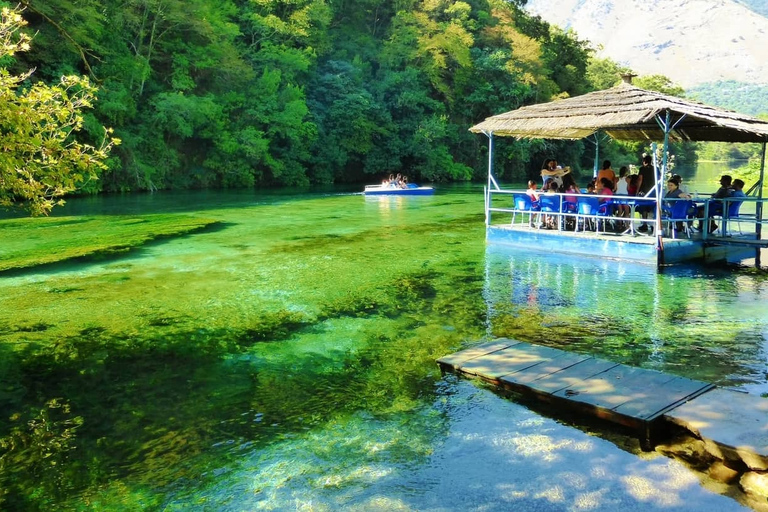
[
  {"xmin": 523, "ymin": 0, "xmax": 768, "ymax": 89},
  {"xmin": 740, "ymin": 0, "xmax": 768, "ymax": 18}
]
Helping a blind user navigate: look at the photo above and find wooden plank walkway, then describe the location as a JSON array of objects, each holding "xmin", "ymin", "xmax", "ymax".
[{"xmin": 437, "ymin": 338, "xmax": 715, "ymax": 448}]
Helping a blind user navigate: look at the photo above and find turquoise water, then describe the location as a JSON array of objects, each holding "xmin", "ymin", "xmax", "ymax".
[{"xmin": 0, "ymin": 184, "xmax": 766, "ymax": 510}]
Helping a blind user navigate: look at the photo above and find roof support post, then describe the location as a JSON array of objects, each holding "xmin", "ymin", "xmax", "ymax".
[
  {"xmin": 585, "ymin": 132, "xmax": 610, "ymax": 178},
  {"xmin": 757, "ymin": 140, "xmax": 766, "ymax": 242},
  {"xmin": 484, "ymin": 131, "xmax": 495, "ymax": 227},
  {"xmin": 654, "ymin": 110, "xmax": 687, "ymax": 266},
  {"xmin": 592, "ymin": 133, "xmax": 600, "ymax": 178},
  {"xmin": 656, "ymin": 111, "xmax": 672, "ymax": 264},
  {"xmin": 650, "ymin": 141, "xmax": 664, "ymax": 265}
]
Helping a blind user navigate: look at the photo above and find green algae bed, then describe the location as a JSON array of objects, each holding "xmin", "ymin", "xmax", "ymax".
[
  {"xmin": 1, "ymin": 188, "xmax": 767, "ymax": 511},
  {"xmin": 0, "ymin": 215, "xmax": 220, "ymax": 272}
]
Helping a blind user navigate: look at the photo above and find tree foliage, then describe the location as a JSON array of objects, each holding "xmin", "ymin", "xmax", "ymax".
[
  {"xmin": 0, "ymin": 7, "xmax": 118, "ymax": 215},
  {"xmin": 6, "ymin": 0, "xmax": 639, "ymax": 192}
]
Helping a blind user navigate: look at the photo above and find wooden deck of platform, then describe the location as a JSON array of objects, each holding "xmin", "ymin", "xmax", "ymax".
[{"xmin": 437, "ymin": 338, "xmax": 715, "ymax": 448}]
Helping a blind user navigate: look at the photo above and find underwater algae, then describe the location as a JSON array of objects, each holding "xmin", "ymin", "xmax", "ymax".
[
  {"xmin": 0, "ymin": 214, "xmax": 221, "ymax": 272},
  {"xmin": 0, "ymin": 191, "xmax": 494, "ymax": 510},
  {"xmin": 4, "ymin": 187, "xmax": 766, "ymax": 510}
]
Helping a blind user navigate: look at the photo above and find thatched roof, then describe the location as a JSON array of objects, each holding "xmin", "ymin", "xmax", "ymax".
[{"xmin": 470, "ymin": 82, "xmax": 768, "ymax": 143}]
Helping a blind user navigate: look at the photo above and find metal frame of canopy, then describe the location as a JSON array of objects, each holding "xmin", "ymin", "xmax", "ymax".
[{"xmin": 472, "ymin": 79, "xmax": 768, "ymax": 265}]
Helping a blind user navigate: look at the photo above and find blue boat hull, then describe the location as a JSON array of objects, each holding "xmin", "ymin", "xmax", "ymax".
[
  {"xmin": 487, "ymin": 226, "xmax": 757, "ymax": 265},
  {"xmin": 364, "ymin": 186, "xmax": 434, "ymax": 196}
]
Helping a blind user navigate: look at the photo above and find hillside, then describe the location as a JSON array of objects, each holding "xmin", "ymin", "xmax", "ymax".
[
  {"xmin": 524, "ymin": 0, "xmax": 768, "ymax": 88},
  {"xmin": 688, "ymin": 81, "xmax": 768, "ymax": 116}
]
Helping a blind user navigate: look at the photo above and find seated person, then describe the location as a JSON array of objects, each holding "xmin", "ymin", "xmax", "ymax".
[
  {"xmin": 664, "ymin": 178, "xmax": 684, "ymax": 205},
  {"xmin": 560, "ymin": 174, "xmax": 580, "ymax": 209},
  {"xmin": 696, "ymin": 175, "xmax": 733, "ymax": 232},
  {"xmin": 598, "ymin": 177, "xmax": 614, "ymax": 203},
  {"xmin": 712, "ymin": 174, "xmax": 733, "ymax": 207},
  {"xmin": 526, "ymin": 180, "xmax": 540, "ymax": 202},
  {"xmin": 541, "ymin": 179, "xmax": 559, "ymax": 228},
  {"xmin": 664, "ymin": 179, "xmax": 691, "ymax": 232},
  {"xmin": 727, "ymin": 178, "xmax": 746, "ymax": 219},
  {"xmin": 732, "ymin": 178, "xmax": 746, "ymax": 199},
  {"xmin": 670, "ymin": 174, "xmax": 691, "ymax": 198},
  {"xmin": 596, "ymin": 160, "xmax": 616, "ymax": 191}
]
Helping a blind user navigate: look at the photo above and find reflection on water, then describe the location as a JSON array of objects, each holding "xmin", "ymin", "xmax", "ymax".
[
  {"xmin": 0, "ymin": 185, "xmax": 766, "ymax": 510},
  {"xmin": 484, "ymin": 245, "xmax": 768, "ymax": 393}
]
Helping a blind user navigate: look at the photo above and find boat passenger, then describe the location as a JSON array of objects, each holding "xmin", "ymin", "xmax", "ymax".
[
  {"xmin": 732, "ymin": 179, "xmax": 746, "ymax": 199},
  {"xmin": 664, "ymin": 178, "xmax": 684, "ymax": 206},
  {"xmin": 559, "ymin": 175, "xmax": 580, "ymax": 229},
  {"xmin": 561, "ymin": 175, "xmax": 580, "ymax": 202},
  {"xmin": 696, "ymin": 175, "xmax": 733, "ymax": 232},
  {"xmin": 596, "ymin": 160, "xmax": 616, "ymax": 191},
  {"xmin": 616, "ymin": 167, "xmax": 629, "ymax": 195},
  {"xmin": 542, "ymin": 179, "xmax": 559, "ymax": 228},
  {"xmin": 541, "ymin": 158, "xmax": 571, "ymax": 188},
  {"xmin": 713, "ymin": 175, "xmax": 733, "ymax": 199},
  {"xmin": 664, "ymin": 179, "xmax": 692, "ymax": 233},
  {"xmin": 670, "ymin": 174, "xmax": 691, "ymax": 199},
  {"xmin": 636, "ymin": 155, "xmax": 656, "ymax": 233},
  {"xmin": 628, "ymin": 174, "xmax": 640, "ymax": 196},
  {"xmin": 638, "ymin": 154, "xmax": 655, "ymax": 197},
  {"xmin": 526, "ymin": 180, "xmax": 540, "ymax": 202},
  {"xmin": 586, "ymin": 179, "xmax": 596, "ymax": 194},
  {"xmin": 709, "ymin": 174, "xmax": 733, "ymax": 215},
  {"xmin": 401, "ymin": 176, "xmax": 409, "ymax": 188},
  {"xmin": 598, "ymin": 177, "xmax": 614, "ymax": 203},
  {"xmin": 615, "ymin": 166, "xmax": 631, "ymax": 220}
]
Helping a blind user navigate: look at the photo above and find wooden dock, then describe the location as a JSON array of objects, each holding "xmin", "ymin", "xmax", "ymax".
[{"xmin": 437, "ymin": 338, "xmax": 715, "ymax": 449}]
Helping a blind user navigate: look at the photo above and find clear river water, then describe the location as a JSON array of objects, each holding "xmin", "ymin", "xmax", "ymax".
[{"xmin": 0, "ymin": 169, "xmax": 766, "ymax": 510}]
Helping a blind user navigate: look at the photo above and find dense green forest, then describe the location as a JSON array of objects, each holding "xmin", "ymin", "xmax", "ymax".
[
  {"xmin": 4, "ymin": 0, "xmax": 633, "ymax": 192},
  {"xmin": 8, "ymin": 0, "xmax": 736, "ymax": 197}
]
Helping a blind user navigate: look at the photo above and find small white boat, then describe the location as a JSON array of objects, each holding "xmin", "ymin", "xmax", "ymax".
[{"xmin": 364, "ymin": 183, "xmax": 434, "ymax": 196}]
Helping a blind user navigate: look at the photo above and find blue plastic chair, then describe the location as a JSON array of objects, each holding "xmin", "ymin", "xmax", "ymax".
[
  {"xmin": 661, "ymin": 200, "xmax": 695, "ymax": 238},
  {"xmin": 723, "ymin": 199, "xmax": 744, "ymax": 235},
  {"xmin": 538, "ymin": 195, "xmax": 562, "ymax": 229},
  {"xmin": 576, "ymin": 196, "xmax": 600, "ymax": 232},
  {"xmin": 512, "ymin": 193, "xmax": 540, "ymax": 226},
  {"xmin": 596, "ymin": 200, "xmax": 616, "ymax": 232},
  {"xmin": 706, "ymin": 199, "xmax": 744, "ymax": 236}
]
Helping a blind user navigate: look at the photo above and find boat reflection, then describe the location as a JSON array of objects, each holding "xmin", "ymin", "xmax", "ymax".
[{"xmin": 483, "ymin": 244, "xmax": 768, "ymax": 393}]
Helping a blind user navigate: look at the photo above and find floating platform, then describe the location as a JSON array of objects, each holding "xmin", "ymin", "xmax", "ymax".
[
  {"xmin": 487, "ymin": 225, "xmax": 759, "ymax": 265},
  {"xmin": 438, "ymin": 339, "xmax": 768, "ymax": 476},
  {"xmin": 437, "ymin": 338, "xmax": 716, "ymax": 449}
]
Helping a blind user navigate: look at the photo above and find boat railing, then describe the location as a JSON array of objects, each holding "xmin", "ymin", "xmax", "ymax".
[
  {"xmin": 487, "ymin": 188, "xmax": 768, "ymax": 240},
  {"xmin": 701, "ymin": 195, "xmax": 767, "ymax": 240}
]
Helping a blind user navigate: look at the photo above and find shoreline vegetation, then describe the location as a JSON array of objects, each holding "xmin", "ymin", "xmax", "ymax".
[
  {"xmin": 3, "ymin": 3, "xmax": 766, "ymax": 217},
  {"xmin": 0, "ymin": 215, "xmax": 220, "ymax": 273}
]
